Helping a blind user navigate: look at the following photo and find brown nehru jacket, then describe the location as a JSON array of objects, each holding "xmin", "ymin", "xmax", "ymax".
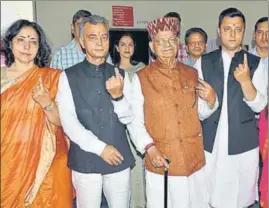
[{"xmin": 138, "ymin": 60, "xmax": 205, "ymax": 176}]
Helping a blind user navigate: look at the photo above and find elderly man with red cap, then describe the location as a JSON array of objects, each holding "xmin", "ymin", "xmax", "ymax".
[{"xmin": 127, "ymin": 17, "xmax": 219, "ymax": 207}]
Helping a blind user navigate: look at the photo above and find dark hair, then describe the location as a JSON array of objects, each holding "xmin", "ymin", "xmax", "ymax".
[
  {"xmin": 72, "ymin": 9, "xmax": 92, "ymax": 25},
  {"xmin": 113, "ymin": 32, "xmax": 138, "ymax": 67},
  {"xmin": 164, "ymin": 12, "xmax": 181, "ymax": 23},
  {"xmin": 254, "ymin": 17, "xmax": 268, "ymax": 32},
  {"xmin": 3, "ymin": 19, "xmax": 51, "ymax": 67},
  {"xmin": 185, "ymin": 27, "xmax": 208, "ymax": 45},
  {"xmin": 218, "ymin": 8, "xmax": 246, "ymax": 28}
]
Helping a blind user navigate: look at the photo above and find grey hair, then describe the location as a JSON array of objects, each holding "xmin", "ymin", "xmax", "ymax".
[{"xmin": 79, "ymin": 15, "xmax": 109, "ymax": 39}]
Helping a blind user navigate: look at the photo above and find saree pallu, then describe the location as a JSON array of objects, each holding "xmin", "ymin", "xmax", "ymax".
[
  {"xmin": 1, "ymin": 66, "xmax": 73, "ymax": 208},
  {"xmin": 259, "ymin": 109, "xmax": 268, "ymax": 208}
]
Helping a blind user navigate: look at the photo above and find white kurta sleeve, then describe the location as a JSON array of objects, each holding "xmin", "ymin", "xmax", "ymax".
[
  {"xmin": 56, "ymin": 72, "xmax": 106, "ymax": 156},
  {"xmin": 243, "ymin": 60, "xmax": 268, "ymax": 113},
  {"xmin": 112, "ymin": 96, "xmax": 134, "ymax": 125},
  {"xmin": 126, "ymin": 73, "xmax": 154, "ymax": 154},
  {"xmin": 194, "ymin": 58, "xmax": 219, "ymax": 121},
  {"xmin": 111, "ymin": 72, "xmax": 135, "ymax": 125}
]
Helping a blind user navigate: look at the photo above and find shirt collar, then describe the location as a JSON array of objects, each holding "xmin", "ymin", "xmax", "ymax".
[
  {"xmin": 221, "ymin": 47, "xmax": 242, "ymax": 59},
  {"xmin": 250, "ymin": 47, "xmax": 268, "ymax": 61},
  {"xmin": 67, "ymin": 39, "xmax": 84, "ymax": 54}
]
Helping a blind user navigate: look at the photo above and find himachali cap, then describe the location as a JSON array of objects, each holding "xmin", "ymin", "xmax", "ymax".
[{"xmin": 147, "ymin": 17, "xmax": 180, "ymax": 39}]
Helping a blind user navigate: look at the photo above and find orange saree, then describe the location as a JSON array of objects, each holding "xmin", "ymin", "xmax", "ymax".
[{"xmin": 1, "ymin": 66, "xmax": 73, "ymax": 208}]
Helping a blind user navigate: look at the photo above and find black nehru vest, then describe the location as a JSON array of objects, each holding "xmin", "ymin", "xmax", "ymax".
[
  {"xmin": 65, "ymin": 59, "xmax": 135, "ymax": 174},
  {"xmin": 201, "ymin": 49, "xmax": 260, "ymax": 155}
]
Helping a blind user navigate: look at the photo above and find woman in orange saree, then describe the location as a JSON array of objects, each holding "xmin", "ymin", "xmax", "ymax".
[{"xmin": 1, "ymin": 19, "xmax": 72, "ymax": 208}]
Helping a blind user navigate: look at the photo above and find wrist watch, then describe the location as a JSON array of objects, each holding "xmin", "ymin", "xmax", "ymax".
[
  {"xmin": 43, "ymin": 102, "xmax": 54, "ymax": 111},
  {"xmin": 111, "ymin": 94, "xmax": 124, "ymax": 101},
  {"xmin": 207, "ymin": 101, "xmax": 215, "ymax": 109}
]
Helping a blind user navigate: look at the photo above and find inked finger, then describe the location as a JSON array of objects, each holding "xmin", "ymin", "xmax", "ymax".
[
  {"xmin": 198, "ymin": 79, "xmax": 209, "ymax": 88},
  {"xmin": 38, "ymin": 75, "xmax": 44, "ymax": 89},
  {"xmin": 244, "ymin": 53, "xmax": 248, "ymax": 66}
]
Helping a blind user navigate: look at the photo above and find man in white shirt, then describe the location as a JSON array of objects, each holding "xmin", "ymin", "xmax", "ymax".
[
  {"xmin": 249, "ymin": 17, "xmax": 268, "ymax": 72},
  {"xmin": 194, "ymin": 8, "xmax": 268, "ymax": 208},
  {"xmin": 184, "ymin": 27, "xmax": 208, "ymax": 67},
  {"xmin": 50, "ymin": 10, "xmax": 112, "ymax": 70}
]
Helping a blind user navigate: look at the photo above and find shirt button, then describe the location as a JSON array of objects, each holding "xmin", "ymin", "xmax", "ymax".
[
  {"xmin": 100, "ymin": 126, "xmax": 104, "ymax": 129},
  {"xmin": 184, "ymin": 85, "xmax": 189, "ymax": 91},
  {"xmin": 98, "ymin": 91, "xmax": 101, "ymax": 94},
  {"xmin": 100, "ymin": 109, "xmax": 103, "ymax": 111}
]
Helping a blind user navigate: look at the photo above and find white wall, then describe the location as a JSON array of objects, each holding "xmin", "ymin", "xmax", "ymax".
[
  {"xmin": 1, "ymin": 1, "xmax": 34, "ymax": 35},
  {"xmin": 35, "ymin": 1, "xmax": 268, "ymax": 52}
]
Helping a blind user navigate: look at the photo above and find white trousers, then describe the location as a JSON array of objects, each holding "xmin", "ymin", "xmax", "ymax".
[
  {"xmin": 72, "ymin": 168, "xmax": 131, "ymax": 208},
  {"xmin": 145, "ymin": 167, "xmax": 208, "ymax": 208}
]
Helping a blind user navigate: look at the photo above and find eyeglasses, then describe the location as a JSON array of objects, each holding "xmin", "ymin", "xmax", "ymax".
[
  {"xmin": 188, "ymin": 41, "xmax": 205, "ymax": 47},
  {"xmin": 154, "ymin": 37, "xmax": 178, "ymax": 46},
  {"xmin": 87, "ymin": 35, "xmax": 109, "ymax": 43}
]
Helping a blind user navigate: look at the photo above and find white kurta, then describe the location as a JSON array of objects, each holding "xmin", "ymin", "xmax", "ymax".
[{"xmin": 195, "ymin": 51, "xmax": 268, "ymax": 208}]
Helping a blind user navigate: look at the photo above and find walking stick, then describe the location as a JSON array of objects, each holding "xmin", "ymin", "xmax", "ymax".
[{"xmin": 164, "ymin": 158, "xmax": 171, "ymax": 208}]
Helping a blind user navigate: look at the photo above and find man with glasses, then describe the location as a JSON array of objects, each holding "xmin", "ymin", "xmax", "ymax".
[
  {"xmin": 184, "ymin": 27, "xmax": 208, "ymax": 66},
  {"xmin": 134, "ymin": 17, "xmax": 218, "ymax": 207},
  {"xmin": 56, "ymin": 15, "xmax": 135, "ymax": 207}
]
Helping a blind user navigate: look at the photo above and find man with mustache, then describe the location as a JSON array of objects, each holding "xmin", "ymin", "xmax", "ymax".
[
  {"xmin": 184, "ymin": 27, "xmax": 208, "ymax": 66},
  {"xmin": 132, "ymin": 16, "xmax": 218, "ymax": 207},
  {"xmin": 57, "ymin": 15, "xmax": 135, "ymax": 207}
]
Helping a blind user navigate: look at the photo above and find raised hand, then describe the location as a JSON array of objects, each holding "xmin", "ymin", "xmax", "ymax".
[
  {"xmin": 100, "ymin": 145, "xmax": 124, "ymax": 166},
  {"xmin": 32, "ymin": 75, "xmax": 51, "ymax": 108},
  {"xmin": 196, "ymin": 78, "xmax": 216, "ymax": 107},
  {"xmin": 106, "ymin": 68, "xmax": 124, "ymax": 99},
  {"xmin": 234, "ymin": 53, "xmax": 251, "ymax": 84}
]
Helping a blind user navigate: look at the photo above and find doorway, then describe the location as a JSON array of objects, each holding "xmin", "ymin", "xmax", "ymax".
[{"xmin": 109, "ymin": 28, "xmax": 150, "ymax": 65}]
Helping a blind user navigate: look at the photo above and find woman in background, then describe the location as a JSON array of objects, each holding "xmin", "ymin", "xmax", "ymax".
[
  {"xmin": 113, "ymin": 32, "xmax": 146, "ymax": 208},
  {"xmin": 1, "ymin": 19, "xmax": 72, "ymax": 208},
  {"xmin": 259, "ymin": 107, "xmax": 268, "ymax": 208}
]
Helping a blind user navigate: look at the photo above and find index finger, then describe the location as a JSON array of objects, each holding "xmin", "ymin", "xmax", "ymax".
[
  {"xmin": 198, "ymin": 78, "xmax": 208, "ymax": 87},
  {"xmin": 116, "ymin": 70, "xmax": 122, "ymax": 79},
  {"xmin": 39, "ymin": 75, "xmax": 44, "ymax": 88},
  {"xmin": 244, "ymin": 53, "xmax": 248, "ymax": 66}
]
